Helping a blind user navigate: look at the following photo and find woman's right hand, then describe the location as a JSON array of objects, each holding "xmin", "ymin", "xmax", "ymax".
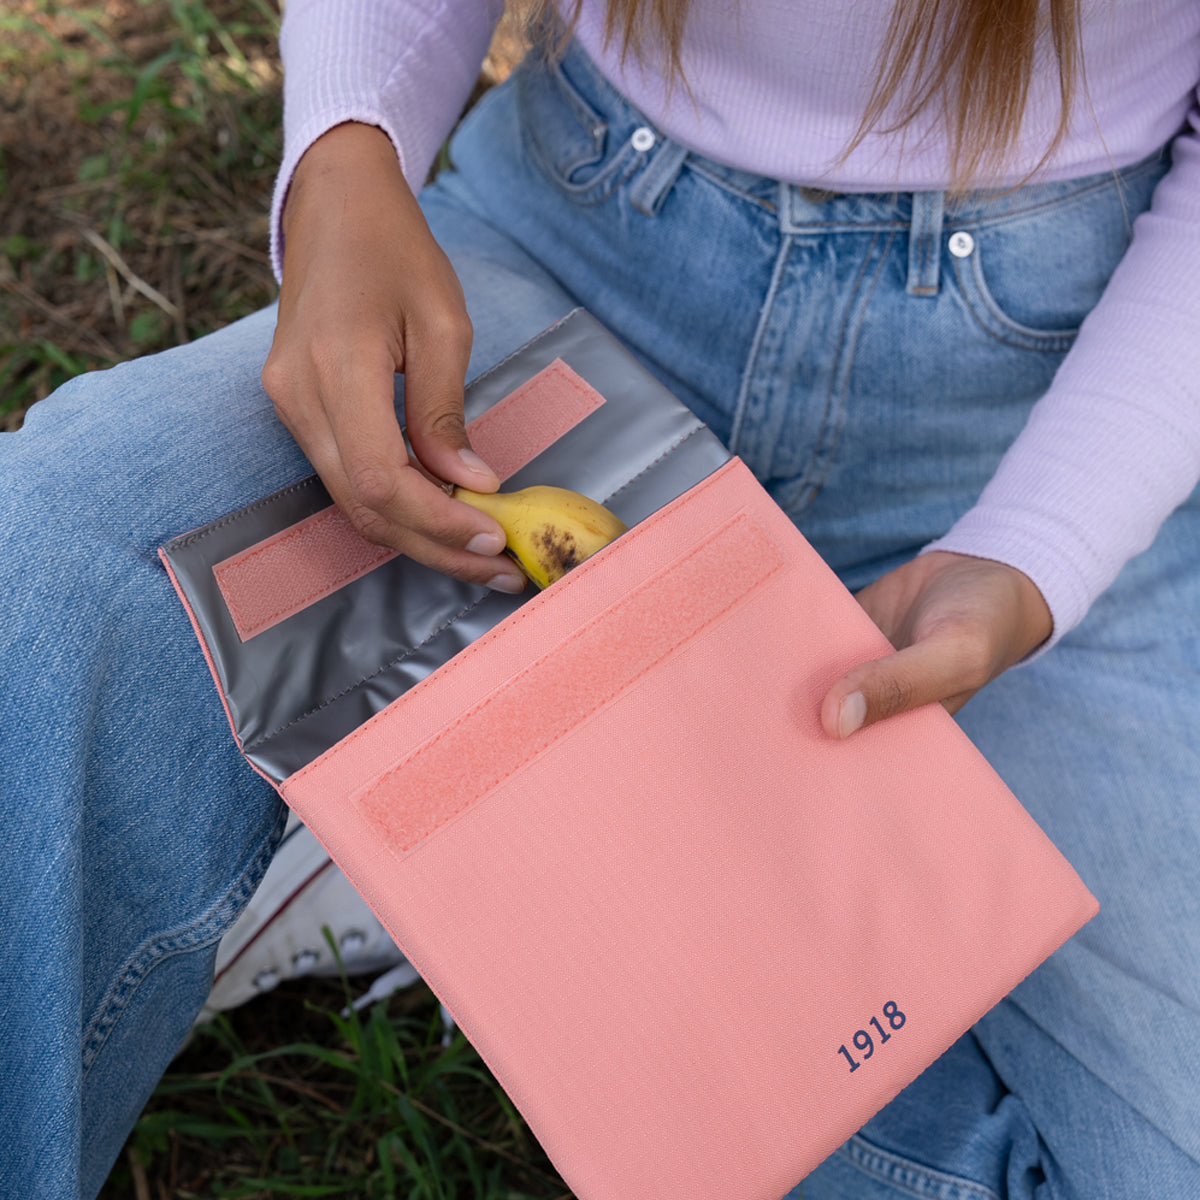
[{"xmin": 261, "ymin": 121, "xmax": 527, "ymax": 593}]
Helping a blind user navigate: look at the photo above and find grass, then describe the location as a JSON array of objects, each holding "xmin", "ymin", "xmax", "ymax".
[
  {"xmin": 4, "ymin": 2, "xmax": 560, "ymax": 1194},
  {"xmin": 0, "ymin": 0, "xmax": 283, "ymax": 425},
  {"xmin": 98, "ymin": 969, "xmax": 571, "ymax": 1199}
]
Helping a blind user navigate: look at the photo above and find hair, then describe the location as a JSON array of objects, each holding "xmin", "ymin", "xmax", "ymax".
[{"xmin": 523, "ymin": 0, "xmax": 1084, "ymax": 191}]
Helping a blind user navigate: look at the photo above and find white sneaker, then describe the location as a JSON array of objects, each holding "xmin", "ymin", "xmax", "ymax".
[{"xmin": 200, "ymin": 813, "xmax": 414, "ymax": 1019}]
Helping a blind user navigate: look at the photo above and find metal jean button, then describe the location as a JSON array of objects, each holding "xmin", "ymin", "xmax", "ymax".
[
  {"xmin": 948, "ymin": 230, "xmax": 975, "ymax": 258},
  {"xmin": 631, "ymin": 126, "xmax": 656, "ymax": 152}
]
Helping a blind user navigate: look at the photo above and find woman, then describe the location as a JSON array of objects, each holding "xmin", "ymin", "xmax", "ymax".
[{"xmin": 2, "ymin": 0, "xmax": 1197, "ymax": 1196}]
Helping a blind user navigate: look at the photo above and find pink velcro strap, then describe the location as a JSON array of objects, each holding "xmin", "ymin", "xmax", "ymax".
[
  {"xmin": 213, "ymin": 358, "xmax": 605, "ymax": 641},
  {"xmin": 212, "ymin": 508, "xmax": 396, "ymax": 643},
  {"xmin": 354, "ymin": 511, "xmax": 783, "ymax": 857},
  {"xmin": 465, "ymin": 357, "xmax": 605, "ymax": 480}
]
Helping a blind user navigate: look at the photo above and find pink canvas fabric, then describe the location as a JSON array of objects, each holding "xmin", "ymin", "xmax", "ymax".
[
  {"xmin": 211, "ymin": 359, "xmax": 605, "ymax": 639},
  {"xmin": 279, "ymin": 456, "xmax": 1099, "ymax": 1199}
]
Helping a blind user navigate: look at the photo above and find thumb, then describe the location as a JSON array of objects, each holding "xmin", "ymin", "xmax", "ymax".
[{"xmin": 820, "ymin": 633, "xmax": 982, "ymax": 739}]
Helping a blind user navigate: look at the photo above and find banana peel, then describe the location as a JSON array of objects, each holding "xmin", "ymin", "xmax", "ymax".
[{"xmin": 453, "ymin": 484, "xmax": 628, "ymax": 589}]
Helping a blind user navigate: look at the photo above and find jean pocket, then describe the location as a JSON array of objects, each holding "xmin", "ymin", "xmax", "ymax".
[
  {"xmin": 947, "ymin": 160, "xmax": 1166, "ymax": 353},
  {"xmin": 805, "ymin": 1133, "xmax": 1003, "ymax": 1200},
  {"xmin": 949, "ymin": 236, "xmax": 1078, "ymax": 353},
  {"xmin": 516, "ymin": 49, "xmax": 643, "ymax": 205}
]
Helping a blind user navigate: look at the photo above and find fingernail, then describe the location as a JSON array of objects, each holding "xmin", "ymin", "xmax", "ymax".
[
  {"xmin": 838, "ymin": 691, "xmax": 867, "ymax": 739},
  {"xmin": 466, "ymin": 531, "xmax": 505, "ymax": 556},
  {"xmin": 487, "ymin": 572, "xmax": 526, "ymax": 595},
  {"xmin": 459, "ymin": 448, "xmax": 497, "ymax": 479}
]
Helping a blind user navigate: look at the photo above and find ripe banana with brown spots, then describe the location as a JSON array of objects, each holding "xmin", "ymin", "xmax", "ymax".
[{"xmin": 453, "ymin": 485, "xmax": 628, "ymax": 589}]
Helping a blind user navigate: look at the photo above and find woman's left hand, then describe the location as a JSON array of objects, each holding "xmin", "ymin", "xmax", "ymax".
[{"xmin": 820, "ymin": 551, "xmax": 1053, "ymax": 738}]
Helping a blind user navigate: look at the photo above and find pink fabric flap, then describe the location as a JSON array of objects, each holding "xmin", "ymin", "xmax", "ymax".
[
  {"xmin": 212, "ymin": 358, "xmax": 605, "ymax": 641},
  {"xmin": 281, "ymin": 456, "xmax": 1099, "ymax": 1200},
  {"xmin": 356, "ymin": 510, "xmax": 782, "ymax": 856}
]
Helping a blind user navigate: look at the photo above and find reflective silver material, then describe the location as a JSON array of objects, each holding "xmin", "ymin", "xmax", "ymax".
[{"xmin": 162, "ymin": 308, "xmax": 732, "ymax": 782}]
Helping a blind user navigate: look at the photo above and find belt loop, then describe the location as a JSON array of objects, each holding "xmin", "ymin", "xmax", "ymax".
[
  {"xmin": 631, "ymin": 136, "xmax": 689, "ymax": 217},
  {"xmin": 907, "ymin": 190, "xmax": 945, "ymax": 296}
]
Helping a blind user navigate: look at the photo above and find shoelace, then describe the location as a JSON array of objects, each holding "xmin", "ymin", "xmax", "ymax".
[{"xmin": 342, "ymin": 962, "xmax": 457, "ymax": 1045}]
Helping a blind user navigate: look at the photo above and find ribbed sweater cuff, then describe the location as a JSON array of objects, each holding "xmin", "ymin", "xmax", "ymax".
[
  {"xmin": 924, "ymin": 367, "xmax": 1199, "ymax": 656},
  {"xmin": 271, "ymin": 0, "xmax": 502, "ymax": 281}
]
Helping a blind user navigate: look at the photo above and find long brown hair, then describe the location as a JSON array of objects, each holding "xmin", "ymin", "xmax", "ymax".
[{"xmin": 528, "ymin": 0, "xmax": 1084, "ymax": 190}]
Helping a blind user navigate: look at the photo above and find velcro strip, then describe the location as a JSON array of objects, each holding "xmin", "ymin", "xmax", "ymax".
[
  {"xmin": 354, "ymin": 510, "xmax": 783, "ymax": 857},
  {"xmin": 213, "ymin": 359, "xmax": 605, "ymax": 641},
  {"xmin": 466, "ymin": 357, "xmax": 605, "ymax": 480}
]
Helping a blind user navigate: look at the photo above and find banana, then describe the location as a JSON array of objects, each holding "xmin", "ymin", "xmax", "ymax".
[{"xmin": 453, "ymin": 484, "xmax": 628, "ymax": 589}]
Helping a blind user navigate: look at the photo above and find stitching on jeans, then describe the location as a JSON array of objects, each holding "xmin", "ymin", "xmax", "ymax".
[
  {"xmin": 687, "ymin": 151, "xmax": 1161, "ymax": 234},
  {"xmin": 807, "ymin": 229, "xmax": 882, "ymax": 502},
  {"xmin": 906, "ymin": 192, "xmax": 942, "ymax": 296},
  {"xmin": 923, "ymin": 196, "xmax": 939, "ymax": 289},
  {"xmin": 729, "ymin": 234, "xmax": 794, "ymax": 454},
  {"xmin": 920, "ymin": 201, "xmax": 932, "ymax": 290},
  {"xmin": 549, "ymin": 56, "xmax": 607, "ymax": 142},
  {"xmin": 840, "ymin": 1134, "xmax": 1003, "ymax": 1200},
  {"xmin": 80, "ymin": 803, "xmax": 287, "ymax": 1074},
  {"xmin": 524, "ymin": 124, "xmax": 642, "ymax": 205},
  {"xmin": 686, "ymin": 159, "xmax": 779, "ymax": 213},
  {"xmin": 799, "ymin": 228, "xmax": 894, "ymax": 512},
  {"xmin": 951, "ymin": 253, "xmax": 1076, "ymax": 353},
  {"xmin": 944, "ymin": 152, "xmax": 1164, "ymax": 231}
]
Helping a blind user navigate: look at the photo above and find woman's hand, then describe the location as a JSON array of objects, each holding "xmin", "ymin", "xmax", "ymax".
[
  {"xmin": 261, "ymin": 122, "xmax": 527, "ymax": 593},
  {"xmin": 821, "ymin": 551, "xmax": 1053, "ymax": 738}
]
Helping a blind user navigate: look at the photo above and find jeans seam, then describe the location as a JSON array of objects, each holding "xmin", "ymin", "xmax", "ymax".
[
  {"xmin": 692, "ymin": 154, "xmax": 1163, "ymax": 236},
  {"xmin": 520, "ymin": 115, "xmax": 641, "ymax": 206},
  {"xmin": 839, "ymin": 1133, "xmax": 1004, "ymax": 1200},
  {"xmin": 729, "ymin": 234, "xmax": 793, "ymax": 454},
  {"xmin": 802, "ymin": 227, "xmax": 894, "ymax": 509},
  {"xmin": 943, "ymin": 152, "xmax": 1165, "ymax": 231},
  {"xmin": 80, "ymin": 801, "xmax": 286, "ymax": 1074},
  {"xmin": 685, "ymin": 158, "xmax": 779, "ymax": 213},
  {"xmin": 949, "ymin": 252, "xmax": 1077, "ymax": 353}
]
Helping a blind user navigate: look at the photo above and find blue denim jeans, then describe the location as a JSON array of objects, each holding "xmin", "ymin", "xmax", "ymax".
[{"xmin": 2, "ymin": 39, "xmax": 1198, "ymax": 1200}]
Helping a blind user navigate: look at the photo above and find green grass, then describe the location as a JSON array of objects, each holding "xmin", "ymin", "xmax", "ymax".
[
  {"xmin": 0, "ymin": 0, "xmax": 283, "ymax": 424},
  {"xmin": 100, "ymin": 968, "xmax": 571, "ymax": 1198}
]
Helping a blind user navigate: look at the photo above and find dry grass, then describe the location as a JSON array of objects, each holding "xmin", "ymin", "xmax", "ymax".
[
  {"xmin": 0, "ymin": 0, "xmax": 528, "ymax": 427},
  {"xmin": 0, "ymin": 0, "xmax": 282, "ymax": 425}
]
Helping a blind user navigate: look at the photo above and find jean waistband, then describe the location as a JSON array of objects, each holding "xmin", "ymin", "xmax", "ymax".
[{"xmin": 549, "ymin": 35, "xmax": 1169, "ymax": 248}]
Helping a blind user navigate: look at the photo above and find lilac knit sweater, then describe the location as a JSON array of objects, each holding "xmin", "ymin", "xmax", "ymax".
[{"xmin": 273, "ymin": 0, "xmax": 1200, "ymax": 645}]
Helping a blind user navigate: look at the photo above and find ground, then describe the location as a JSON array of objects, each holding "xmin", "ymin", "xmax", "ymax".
[{"xmin": 0, "ymin": 0, "xmax": 526, "ymax": 428}]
